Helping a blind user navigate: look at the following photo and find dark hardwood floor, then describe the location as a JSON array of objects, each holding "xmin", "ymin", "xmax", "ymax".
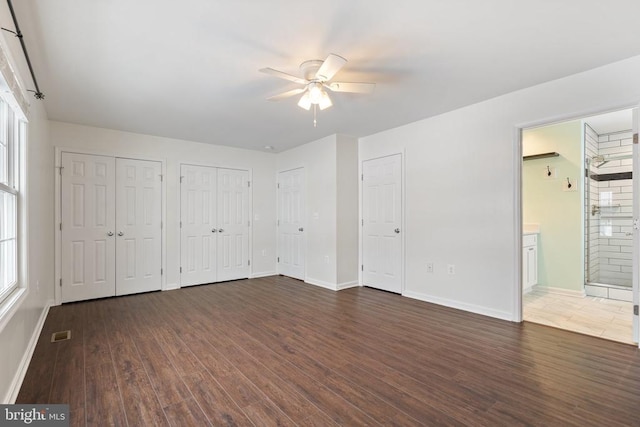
[{"xmin": 16, "ymin": 276, "xmax": 640, "ymax": 426}]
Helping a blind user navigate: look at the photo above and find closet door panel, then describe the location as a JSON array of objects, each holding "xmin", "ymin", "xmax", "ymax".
[{"xmin": 115, "ymin": 158, "xmax": 162, "ymax": 295}]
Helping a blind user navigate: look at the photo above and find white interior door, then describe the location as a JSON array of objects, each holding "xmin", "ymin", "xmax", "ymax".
[
  {"xmin": 217, "ymin": 168, "xmax": 250, "ymax": 281},
  {"xmin": 61, "ymin": 153, "xmax": 116, "ymax": 302},
  {"xmin": 115, "ymin": 158, "xmax": 162, "ymax": 295},
  {"xmin": 180, "ymin": 165, "xmax": 217, "ymax": 286},
  {"xmin": 362, "ymin": 154, "xmax": 403, "ymax": 293},
  {"xmin": 278, "ymin": 168, "xmax": 305, "ymax": 280},
  {"xmin": 632, "ymin": 107, "xmax": 639, "ymax": 345}
]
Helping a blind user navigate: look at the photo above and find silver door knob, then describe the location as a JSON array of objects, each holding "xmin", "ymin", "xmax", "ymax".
[
  {"xmin": 298, "ymin": 227, "xmax": 304, "ymax": 232},
  {"xmin": 218, "ymin": 229, "xmax": 224, "ymax": 233},
  {"xmin": 211, "ymin": 228, "xmax": 217, "ymax": 233},
  {"xmin": 394, "ymin": 228, "xmax": 400, "ymax": 234},
  {"xmin": 117, "ymin": 231, "xmax": 124, "ymax": 236},
  {"xmin": 107, "ymin": 231, "xmax": 114, "ymax": 236}
]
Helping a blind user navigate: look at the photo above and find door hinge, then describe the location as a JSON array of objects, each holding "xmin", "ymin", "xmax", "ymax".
[
  {"xmin": 634, "ymin": 305, "xmax": 639, "ymax": 316},
  {"xmin": 58, "ymin": 166, "xmax": 63, "ymax": 175},
  {"xmin": 248, "ymin": 181, "xmax": 251, "ymax": 188},
  {"xmin": 361, "ymin": 219, "xmax": 364, "ymax": 226},
  {"xmin": 248, "ymin": 260, "xmax": 250, "ymax": 266},
  {"xmin": 160, "ymin": 221, "xmax": 163, "ymax": 229},
  {"xmin": 277, "ymin": 257, "xmax": 280, "ymax": 263},
  {"xmin": 180, "ymin": 176, "xmax": 184, "ymax": 183},
  {"xmin": 277, "ymin": 220, "xmax": 280, "ymax": 226},
  {"xmin": 59, "ymin": 223, "xmax": 62, "ymax": 231},
  {"xmin": 59, "ymin": 278, "xmax": 62, "ymax": 287},
  {"xmin": 633, "ymin": 133, "xmax": 638, "ymax": 145},
  {"xmin": 277, "ymin": 183, "xmax": 280, "ymax": 189},
  {"xmin": 248, "ymin": 220, "xmax": 250, "ymax": 227},
  {"xmin": 159, "ymin": 174, "xmax": 163, "ymax": 182},
  {"xmin": 161, "ymin": 268, "xmax": 163, "ymax": 275},
  {"xmin": 180, "ymin": 267, "xmax": 182, "ymax": 273},
  {"xmin": 361, "ymin": 265, "xmax": 364, "ymax": 271},
  {"xmin": 361, "ymin": 174, "xmax": 363, "ymax": 181},
  {"xmin": 180, "ymin": 221, "xmax": 182, "ymax": 228}
]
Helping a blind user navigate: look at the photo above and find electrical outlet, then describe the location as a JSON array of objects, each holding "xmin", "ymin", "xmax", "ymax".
[
  {"xmin": 447, "ymin": 264, "xmax": 455, "ymax": 275},
  {"xmin": 261, "ymin": 249, "xmax": 267, "ymax": 256},
  {"xmin": 426, "ymin": 263, "xmax": 434, "ymax": 273}
]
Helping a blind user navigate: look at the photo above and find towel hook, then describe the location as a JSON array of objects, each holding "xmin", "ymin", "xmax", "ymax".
[
  {"xmin": 547, "ymin": 166, "xmax": 551, "ymax": 177},
  {"xmin": 567, "ymin": 177, "xmax": 572, "ymax": 189}
]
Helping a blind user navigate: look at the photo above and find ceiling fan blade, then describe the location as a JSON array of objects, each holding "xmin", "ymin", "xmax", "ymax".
[
  {"xmin": 259, "ymin": 68, "xmax": 308, "ymax": 85},
  {"xmin": 315, "ymin": 54, "xmax": 347, "ymax": 81},
  {"xmin": 327, "ymin": 82, "xmax": 376, "ymax": 94},
  {"xmin": 267, "ymin": 88, "xmax": 306, "ymax": 101}
]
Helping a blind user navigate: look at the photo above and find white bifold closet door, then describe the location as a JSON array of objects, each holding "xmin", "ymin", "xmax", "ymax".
[
  {"xmin": 61, "ymin": 153, "xmax": 162, "ymax": 303},
  {"xmin": 180, "ymin": 165, "xmax": 249, "ymax": 286}
]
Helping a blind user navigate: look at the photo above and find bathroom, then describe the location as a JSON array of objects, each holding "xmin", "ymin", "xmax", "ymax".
[{"xmin": 522, "ymin": 108, "xmax": 635, "ymax": 344}]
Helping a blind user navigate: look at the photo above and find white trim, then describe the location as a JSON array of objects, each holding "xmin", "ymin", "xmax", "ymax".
[
  {"xmin": 513, "ymin": 127, "xmax": 523, "ymax": 322},
  {"xmin": 0, "ymin": 287, "xmax": 27, "ymax": 334},
  {"xmin": 531, "ymin": 285, "xmax": 586, "ymax": 298},
  {"xmin": 403, "ymin": 290, "xmax": 513, "ymax": 322},
  {"xmin": 336, "ymin": 280, "xmax": 359, "ymax": 290},
  {"xmin": 4, "ymin": 299, "xmax": 52, "ymax": 404},
  {"xmin": 304, "ymin": 277, "xmax": 338, "ymax": 291},
  {"xmin": 250, "ymin": 271, "xmax": 276, "ymax": 279}
]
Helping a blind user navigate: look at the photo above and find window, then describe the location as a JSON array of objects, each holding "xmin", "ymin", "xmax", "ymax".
[{"xmin": 0, "ymin": 98, "xmax": 21, "ymax": 303}]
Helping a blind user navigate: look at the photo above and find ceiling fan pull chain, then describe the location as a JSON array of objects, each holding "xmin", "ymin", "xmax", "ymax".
[{"xmin": 313, "ymin": 104, "xmax": 317, "ymax": 127}]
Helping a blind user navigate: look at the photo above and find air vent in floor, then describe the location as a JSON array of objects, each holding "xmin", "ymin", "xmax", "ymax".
[{"xmin": 51, "ymin": 330, "xmax": 71, "ymax": 342}]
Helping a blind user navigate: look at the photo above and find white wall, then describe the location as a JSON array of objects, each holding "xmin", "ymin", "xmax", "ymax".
[
  {"xmin": 49, "ymin": 121, "xmax": 278, "ymax": 288},
  {"xmin": 277, "ymin": 135, "xmax": 338, "ymax": 287},
  {"xmin": 360, "ymin": 55, "xmax": 640, "ymax": 321},
  {"xmin": 275, "ymin": 133, "xmax": 359, "ymax": 289},
  {"xmin": 336, "ymin": 134, "xmax": 359, "ymax": 287},
  {"xmin": 523, "ymin": 120, "xmax": 583, "ymax": 292}
]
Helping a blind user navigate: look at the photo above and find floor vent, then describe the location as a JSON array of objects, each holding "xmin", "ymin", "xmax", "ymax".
[{"xmin": 51, "ymin": 330, "xmax": 71, "ymax": 343}]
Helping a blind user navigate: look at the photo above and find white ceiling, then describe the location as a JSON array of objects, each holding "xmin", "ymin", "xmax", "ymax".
[{"xmin": 7, "ymin": 0, "xmax": 640, "ymax": 152}]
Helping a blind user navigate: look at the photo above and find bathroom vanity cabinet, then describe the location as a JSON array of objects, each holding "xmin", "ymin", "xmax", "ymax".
[{"xmin": 523, "ymin": 234, "xmax": 538, "ymax": 292}]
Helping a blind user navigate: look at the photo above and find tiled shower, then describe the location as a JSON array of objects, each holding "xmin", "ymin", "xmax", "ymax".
[{"xmin": 584, "ymin": 124, "xmax": 634, "ymax": 301}]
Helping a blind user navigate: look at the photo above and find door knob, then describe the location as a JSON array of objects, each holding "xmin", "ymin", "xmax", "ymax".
[
  {"xmin": 107, "ymin": 231, "xmax": 114, "ymax": 236},
  {"xmin": 298, "ymin": 227, "xmax": 304, "ymax": 232},
  {"xmin": 218, "ymin": 229, "xmax": 224, "ymax": 233},
  {"xmin": 211, "ymin": 228, "xmax": 217, "ymax": 233},
  {"xmin": 394, "ymin": 228, "xmax": 400, "ymax": 234},
  {"xmin": 117, "ymin": 231, "xmax": 124, "ymax": 236}
]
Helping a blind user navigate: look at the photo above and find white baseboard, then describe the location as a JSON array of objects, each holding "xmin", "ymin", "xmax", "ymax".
[
  {"xmin": 532, "ymin": 285, "xmax": 585, "ymax": 298},
  {"xmin": 336, "ymin": 281, "xmax": 359, "ymax": 290},
  {"xmin": 250, "ymin": 271, "xmax": 277, "ymax": 279},
  {"xmin": 403, "ymin": 291, "xmax": 512, "ymax": 321},
  {"xmin": 304, "ymin": 278, "xmax": 337, "ymax": 291},
  {"xmin": 5, "ymin": 299, "xmax": 53, "ymax": 404}
]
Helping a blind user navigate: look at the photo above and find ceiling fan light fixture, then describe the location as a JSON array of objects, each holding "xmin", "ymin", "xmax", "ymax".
[
  {"xmin": 319, "ymin": 91, "xmax": 332, "ymax": 110},
  {"xmin": 297, "ymin": 92, "xmax": 311, "ymax": 110},
  {"xmin": 308, "ymin": 83, "xmax": 324, "ymax": 104}
]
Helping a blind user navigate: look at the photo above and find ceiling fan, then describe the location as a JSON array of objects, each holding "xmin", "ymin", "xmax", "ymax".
[{"xmin": 260, "ymin": 54, "xmax": 375, "ymax": 126}]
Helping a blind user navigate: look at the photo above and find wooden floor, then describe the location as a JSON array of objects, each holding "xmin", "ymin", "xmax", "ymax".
[{"xmin": 17, "ymin": 276, "xmax": 640, "ymax": 426}]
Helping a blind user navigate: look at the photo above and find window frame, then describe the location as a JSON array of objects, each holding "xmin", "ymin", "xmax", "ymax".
[{"xmin": 0, "ymin": 98, "xmax": 22, "ymax": 305}]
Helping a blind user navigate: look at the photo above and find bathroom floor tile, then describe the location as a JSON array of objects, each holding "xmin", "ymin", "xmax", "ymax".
[{"xmin": 523, "ymin": 289, "xmax": 635, "ymax": 345}]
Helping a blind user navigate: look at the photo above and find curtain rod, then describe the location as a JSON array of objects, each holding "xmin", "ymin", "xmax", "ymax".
[{"xmin": 1, "ymin": 0, "xmax": 44, "ymax": 99}]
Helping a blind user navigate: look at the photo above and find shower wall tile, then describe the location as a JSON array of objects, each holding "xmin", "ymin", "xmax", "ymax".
[{"xmin": 589, "ymin": 129, "xmax": 633, "ymax": 288}]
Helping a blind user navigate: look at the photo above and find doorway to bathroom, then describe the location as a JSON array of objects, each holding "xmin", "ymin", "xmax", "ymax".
[{"xmin": 522, "ymin": 108, "xmax": 637, "ymax": 344}]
